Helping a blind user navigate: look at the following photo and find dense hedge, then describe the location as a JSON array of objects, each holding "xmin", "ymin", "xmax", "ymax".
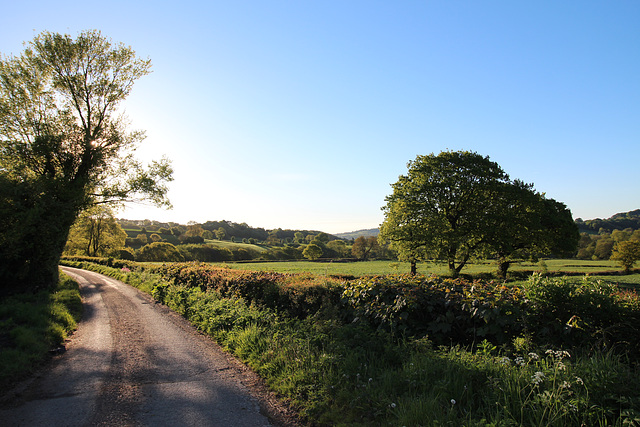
[
  {"xmin": 60, "ymin": 255, "xmax": 137, "ymax": 270},
  {"xmin": 343, "ymin": 275, "xmax": 525, "ymax": 344},
  {"xmin": 155, "ymin": 262, "xmax": 345, "ymax": 320},
  {"xmin": 153, "ymin": 263, "xmax": 640, "ymax": 359},
  {"xmin": 343, "ymin": 274, "xmax": 640, "ymax": 358},
  {"xmin": 65, "ymin": 259, "xmax": 640, "ymax": 360}
]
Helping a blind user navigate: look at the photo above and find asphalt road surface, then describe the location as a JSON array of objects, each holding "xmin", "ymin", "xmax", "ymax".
[{"xmin": 0, "ymin": 267, "xmax": 294, "ymax": 426}]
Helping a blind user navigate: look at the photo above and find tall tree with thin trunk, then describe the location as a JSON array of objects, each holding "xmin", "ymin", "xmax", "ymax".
[{"xmin": 0, "ymin": 30, "xmax": 172, "ymax": 292}]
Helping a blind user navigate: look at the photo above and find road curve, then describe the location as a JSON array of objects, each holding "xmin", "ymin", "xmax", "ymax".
[{"xmin": 0, "ymin": 267, "xmax": 293, "ymax": 426}]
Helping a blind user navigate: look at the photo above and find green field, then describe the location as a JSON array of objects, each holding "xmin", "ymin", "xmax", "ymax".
[
  {"xmin": 202, "ymin": 239, "xmax": 269, "ymax": 253},
  {"xmin": 219, "ymin": 258, "xmax": 639, "ymax": 285}
]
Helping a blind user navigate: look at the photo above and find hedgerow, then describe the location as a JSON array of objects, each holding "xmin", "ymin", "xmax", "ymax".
[
  {"xmin": 342, "ymin": 274, "xmax": 526, "ymax": 345},
  {"xmin": 155, "ymin": 262, "xmax": 344, "ymax": 320}
]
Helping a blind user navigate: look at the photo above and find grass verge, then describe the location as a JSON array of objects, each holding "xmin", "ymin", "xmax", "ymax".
[{"xmin": 0, "ymin": 272, "xmax": 83, "ymax": 390}]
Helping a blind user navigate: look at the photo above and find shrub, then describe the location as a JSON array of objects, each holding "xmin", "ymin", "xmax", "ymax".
[
  {"xmin": 156, "ymin": 262, "xmax": 344, "ymax": 319},
  {"xmin": 136, "ymin": 242, "xmax": 184, "ymax": 262},
  {"xmin": 524, "ymin": 274, "xmax": 640, "ymax": 356},
  {"xmin": 342, "ymin": 275, "xmax": 525, "ymax": 345}
]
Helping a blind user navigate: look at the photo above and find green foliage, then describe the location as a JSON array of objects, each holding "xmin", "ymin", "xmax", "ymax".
[
  {"xmin": 136, "ymin": 242, "xmax": 184, "ymax": 262},
  {"xmin": 611, "ymin": 240, "xmax": 640, "ymax": 273},
  {"xmin": 524, "ymin": 274, "xmax": 640, "ymax": 355},
  {"xmin": 577, "ymin": 209, "xmax": 640, "ymax": 234},
  {"xmin": 0, "ymin": 30, "xmax": 172, "ymax": 291},
  {"xmin": 343, "ymin": 275, "xmax": 526, "ymax": 344},
  {"xmin": 303, "ymin": 243, "xmax": 323, "ymax": 260},
  {"xmin": 379, "ymin": 151, "xmax": 578, "ymax": 277},
  {"xmin": 351, "ymin": 236, "xmax": 380, "ymax": 260},
  {"xmin": 156, "ymin": 263, "xmax": 343, "ymax": 320},
  {"xmin": 74, "ymin": 260, "xmax": 640, "ymax": 426},
  {"xmin": 0, "ymin": 273, "xmax": 82, "ymax": 388},
  {"xmin": 64, "ymin": 206, "xmax": 127, "ymax": 257},
  {"xmin": 177, "ymin": 244, "xmax": 234, "ymax": 262}
]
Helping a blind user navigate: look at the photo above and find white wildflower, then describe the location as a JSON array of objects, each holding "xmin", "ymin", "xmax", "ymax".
[
  {"xmin": 390, "ymin": 403, "xmax": 396, "ymax": 409},
  {"xmin": 575, "ymin": 377, "xmax": 584, "ymax": 386},
  {"xmin": 514, "ymin": 356, "xmax": 525, "ymax": 366},
  {"xmin": 451, "ymin": 399, "xmax": 456, "ymax": 405},
  {"xmin": 499, "ymin": 356, "xmax": 511, "ymax": 365},
  {"xmin": 528, "ymin": 352, "xmax": 539, "ymax": 360},
  {"xmin": 531, "ymin": 371, "xmax": 545, "ymax": 385}
]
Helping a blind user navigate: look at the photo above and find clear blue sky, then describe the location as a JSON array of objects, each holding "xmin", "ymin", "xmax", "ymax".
[{"xmin": 2, "ymin": 1, "xmax": 639, "ymax": 233}]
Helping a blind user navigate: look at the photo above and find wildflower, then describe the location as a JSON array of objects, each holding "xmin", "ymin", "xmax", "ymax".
[
  {"xmin": 561, "ymin": 381, "xmax": 571, "ymax": 389},
  {"xmin": 546, "ymin": 349, "xmax": 571, "ymax": 360},
  {"xmin": 568, "ymin": 403, "xmax": 578, "ymax": 412},
  {"xmin": 528, "ymin": 352, "xmax": 539, "ymax": 360},
  {"xmin": 575, "ymin": 377, "xmax": 584, "ymax": 386},
  {"xmin": 390, "ymin": 403, "xmax": 397, "ymax": 409},
  {"xmin": 556, "ymin": 361, "xmax": 566, "ymax": 371},
  {"xmin": 450, "ymin": 399, "xmax": 456, "ymax": 405},
  {"xmin": 499, "ymin": 356, "xmax": 511, "ymax": 365},
  {"xmin": 514, "ymin": 356, "xmax": 525, "ymax": 366},
  {"xmin": 531, "ymin": 371, "xmax": 545, "ymax": 385}
]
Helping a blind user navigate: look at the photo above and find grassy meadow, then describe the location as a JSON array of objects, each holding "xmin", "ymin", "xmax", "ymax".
[{"xmin": 220, "ymin": 258, "xmax": 632, "ymax": 279}]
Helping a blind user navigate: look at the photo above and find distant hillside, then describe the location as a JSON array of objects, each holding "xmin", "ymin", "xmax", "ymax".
[
  {"xmin": 576, "ymin": 209, "xmax": 640, "ymax": 233},
  {"xmin": 335, "ymin": 228, "xmax": 379, "ymax": 240},
  {"xmin": 117, "ymin": 218, "xmax": 338, "ymax": 241}
]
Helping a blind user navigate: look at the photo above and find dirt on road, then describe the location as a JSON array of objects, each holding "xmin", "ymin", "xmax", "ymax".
[{"xmin": 0, "ymin": 267, "xmax": 298, "ymax": 426}]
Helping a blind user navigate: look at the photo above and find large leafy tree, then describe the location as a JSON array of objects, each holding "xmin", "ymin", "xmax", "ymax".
[
  {"xmin": 0, "ymin": 30, "xmax": 173, "ymax": 292},
  {"xmin": 482, "ymin": 182, "xmax": 578, "ymax": 277},
  {"xmin": 351, "ymin": 236, "xmax": 380, "ymax": 260},
  {"xmin": 379, "ymin": 151, "xmax": 578, "ymax": 277},
  {"xmin": 611, "ymin": 241, "xmax": 640, "ymax": 273},
  {"xmin": 380, "ymin": 151, "xmax": 510, "ymax": 276}
]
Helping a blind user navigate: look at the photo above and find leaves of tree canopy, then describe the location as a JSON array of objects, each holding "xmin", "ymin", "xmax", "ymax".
[
  {"xmin": 0, "ymin": 30, "xmax": 173, "ymax": 292},
  {"xmin": 379, "ymin": 151, "xmax": 579, "ymax": 277}
]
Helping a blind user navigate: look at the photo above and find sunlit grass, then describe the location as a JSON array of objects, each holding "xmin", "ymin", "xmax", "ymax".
[{"xmin": 219, "ymin": 258, "xmax": 628, "ymax": 277}]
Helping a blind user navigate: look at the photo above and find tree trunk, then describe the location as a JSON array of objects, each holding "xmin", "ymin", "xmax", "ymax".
[
  {"xmin": 410, "ymin": 259, "xmax": 417, "ymax": 275},
  {"xmin": 496, "ymin": 258, "xmax": 511, "ymax": 279}
]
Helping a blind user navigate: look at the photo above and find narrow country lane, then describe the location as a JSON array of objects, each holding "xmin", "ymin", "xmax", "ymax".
[{"xmin": 0, "ymin": 267, "xmax": 293, "ymax": 426}]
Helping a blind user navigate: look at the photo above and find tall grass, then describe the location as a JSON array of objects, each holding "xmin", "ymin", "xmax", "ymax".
[
  {"xmin": 152, "ymin": 281, "xmax": 640, "ymax": 426},
  {"xmin": 0, "ymin": 273, "xmax": 82, "ymax": 389}
]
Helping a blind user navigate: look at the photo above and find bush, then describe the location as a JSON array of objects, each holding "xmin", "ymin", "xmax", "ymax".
[
  {"xmin": 178, "ymin": 244, "xmax": 233, "ymax": 262},
  {"xmin": 524, "ymin": 274, "xmax": 640, "ymax": 356},
  {"xmin": 136, "ymin": 242, "xmax": 184, "ymax": 262},
  {"xmin": 342, "ymin": 275, "xmax": 525, "ymax": 345},
  {"xmin": 156, "ymin": 262, "xmax": 344, "ymax": 319}
]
